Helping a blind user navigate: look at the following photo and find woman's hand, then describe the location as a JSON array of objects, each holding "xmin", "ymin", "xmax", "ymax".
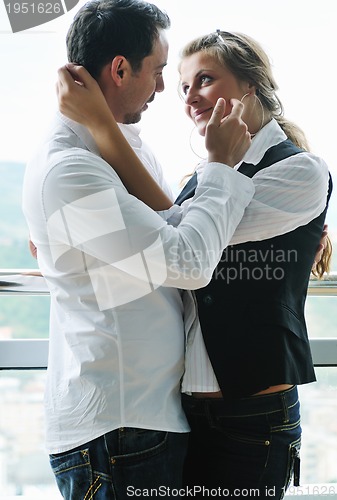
[
  {"xmin": 56, "ymin": 64, "xmax": 114, "ymax": 134},
  {"xmin": 206, "ymin": 98, "xmax": 251, "ymax": 167},
  {"xmin": 313, "ymin": 224, "xmax": 329, "ymax": 267},
  {"xmin": 29, "ymin": 238, "xmax": 37, "ymax": 259},
  {"xmin": 311, "ymin": 224, "xmax": 331, "ymax": 278}
]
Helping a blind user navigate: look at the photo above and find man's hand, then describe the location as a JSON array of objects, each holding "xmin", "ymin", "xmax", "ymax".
[{"xmin": 206, "ymin": 98, "xmax": 251, "ymax": 167}]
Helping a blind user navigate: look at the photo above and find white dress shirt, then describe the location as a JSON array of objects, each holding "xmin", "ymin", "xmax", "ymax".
[
  {"xmin": 181, "ymin": 118, "xmax": 330, "ymax": 393},
  {"xmin": 22, "ymin": 113, "xmax": 254, "ymax": 453}
]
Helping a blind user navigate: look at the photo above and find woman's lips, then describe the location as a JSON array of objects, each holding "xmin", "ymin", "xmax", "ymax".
[{"xmin": 193, "ymin": 108, "xmax": 212, "ymax": 121}]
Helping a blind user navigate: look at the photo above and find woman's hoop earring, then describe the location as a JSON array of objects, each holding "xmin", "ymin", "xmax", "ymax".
[
  {"xmin": 240, "ymin": 92, "xmax": 251, "ymax": 103},
  {"xmin": 189, "ymin": 126, "xmax": 207, "ymax": 160},
  {"xmin": 240, "ymin": 92, "xmax": 265, "ymax": 137}
]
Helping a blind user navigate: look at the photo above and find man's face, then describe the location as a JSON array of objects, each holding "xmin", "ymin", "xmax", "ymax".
[{"xmin": 121, "ymin": 30, "xmax": 168, "ymax": 124}]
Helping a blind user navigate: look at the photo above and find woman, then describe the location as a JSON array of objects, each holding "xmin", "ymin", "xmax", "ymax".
[
  {"xmin": 175, "ymin": 31, "xmax": 331, "ymax": 498},
  {"xmin": 56, "ymin": 30, "xmax": 332, "ymax": 498}
]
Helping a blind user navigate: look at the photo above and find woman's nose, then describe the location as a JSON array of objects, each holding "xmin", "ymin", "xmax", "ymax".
[{"xmin": 185, "ymin": 88, "xmax": 200, "ymax": 106}]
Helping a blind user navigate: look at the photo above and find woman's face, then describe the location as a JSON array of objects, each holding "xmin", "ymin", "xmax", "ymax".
[{"xmin": 180, "ymin": 51, "xmax": 249, "ymax": 136}]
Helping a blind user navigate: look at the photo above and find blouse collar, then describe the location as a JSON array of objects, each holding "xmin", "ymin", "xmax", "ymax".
[{"xmin": 238, "ymin": 118, "xmax": 287, "ymax": 168}]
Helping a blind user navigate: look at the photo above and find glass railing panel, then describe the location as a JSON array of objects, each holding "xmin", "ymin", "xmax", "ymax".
[{"xmin": 0, "ymin": 370, "xmax": 61, "ymax": 498}]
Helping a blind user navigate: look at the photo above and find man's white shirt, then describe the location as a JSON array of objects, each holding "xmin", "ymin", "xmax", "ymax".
[{"xmin": 22, "ymin": 113, "xmax": 254, "ymax": 453}]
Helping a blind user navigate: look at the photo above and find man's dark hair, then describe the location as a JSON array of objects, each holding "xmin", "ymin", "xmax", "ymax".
[{"xmin": 66, "ymin": 0, "xmax": 170, "ymax": 79}]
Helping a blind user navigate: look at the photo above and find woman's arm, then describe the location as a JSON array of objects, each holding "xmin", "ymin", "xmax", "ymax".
[
  {"xmin": 57, "ymin": 65, "xmax": 251, "ymax": 210},
  {"xmin": 57, "ymin": 65, "xmax": 173, "ymax": 211}
]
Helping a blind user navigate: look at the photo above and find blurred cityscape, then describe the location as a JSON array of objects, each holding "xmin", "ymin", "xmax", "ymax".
[{"xmin": 0, "ymin": 369, "xmax": 337, "ymax": 495}]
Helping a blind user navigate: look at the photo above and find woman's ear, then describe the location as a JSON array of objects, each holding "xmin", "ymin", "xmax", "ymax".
[
  {"xmin": 248, "ymin": 82, "xmax": 258, "ymax": 95},
  {"xmin": 110, "ymin": 56, "xmax": 130, "ymax": 87}
]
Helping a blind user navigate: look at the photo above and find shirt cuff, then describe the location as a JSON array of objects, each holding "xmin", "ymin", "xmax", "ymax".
[{"xmin": 156, "ymin": 204, "xmax": 183, "ymax": 227}]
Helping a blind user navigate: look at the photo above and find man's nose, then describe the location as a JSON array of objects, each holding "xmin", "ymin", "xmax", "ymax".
[{"xmin": 155, "ymin": 74, "xmax": 165, "ymax": 93}]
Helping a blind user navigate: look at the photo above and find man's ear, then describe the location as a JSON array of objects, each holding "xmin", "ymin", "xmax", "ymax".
[{"xmin": 110, "ymin": 56, "xmax": 130, "ymax": 86}]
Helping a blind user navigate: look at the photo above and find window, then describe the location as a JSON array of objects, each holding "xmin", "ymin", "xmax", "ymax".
[{"xmin": 1, "ymin": 0, "xmax": 336, "ymax": 497}]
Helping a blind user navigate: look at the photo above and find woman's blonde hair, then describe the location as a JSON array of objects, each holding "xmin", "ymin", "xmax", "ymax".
[{"xmin": 180, "ymin": 31, "xmax": 331, "ymax": 277}]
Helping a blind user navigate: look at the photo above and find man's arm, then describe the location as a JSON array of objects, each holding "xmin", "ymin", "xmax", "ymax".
[{"xmin": 41, "ymin": 150, "xmax": 254, "ymax": 292}]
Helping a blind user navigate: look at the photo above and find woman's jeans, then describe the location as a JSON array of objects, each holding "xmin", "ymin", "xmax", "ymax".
[
  {"xmin": 182, "ymin": 385, "xmax": 301, "ymax": 499},
  {"xmin": 49, "ymin": 427, "xmax": 188, "ymax": 499}
]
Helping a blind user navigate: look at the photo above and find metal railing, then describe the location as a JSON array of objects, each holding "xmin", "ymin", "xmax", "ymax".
[
  {"xmin": 1, "ymin": 271, "xmax": 337, "ymax": 369},
  {"xmin": 308, "ymin": 273, "xmax": 337, "ymax": 296}
]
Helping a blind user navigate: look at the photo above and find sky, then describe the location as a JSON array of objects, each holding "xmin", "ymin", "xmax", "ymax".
[{"xmin": 0, "ymin": 0, "xmax": 336, "ymax": 212}]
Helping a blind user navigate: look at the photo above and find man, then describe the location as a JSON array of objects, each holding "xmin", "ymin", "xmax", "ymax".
[{"xmin": 22, "ymin": 0, "xmax": 254, "ymax": 498}]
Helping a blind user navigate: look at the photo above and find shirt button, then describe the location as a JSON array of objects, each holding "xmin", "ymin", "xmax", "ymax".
[{"xmin": 203, "ymin": 294, "xmax": 213, "ymax": 305}]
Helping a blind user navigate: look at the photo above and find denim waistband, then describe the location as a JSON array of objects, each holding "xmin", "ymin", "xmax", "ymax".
[{"xmin": 182, "ymin": 385, "xmax": 299, "ymax": 418}]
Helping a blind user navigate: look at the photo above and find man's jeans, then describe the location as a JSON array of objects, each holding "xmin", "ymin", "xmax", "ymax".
[
  {"xmin": 49, "ymin": 428, "xmax": 188, "ymax": 499},
  {"xmin": 182, "ymin": 385, "xmax": 301, "ymax": 499}
]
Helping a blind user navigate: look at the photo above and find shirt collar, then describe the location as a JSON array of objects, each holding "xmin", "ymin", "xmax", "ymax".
[
  {"xmin": 239, "ymin": 118, "xmax": 287, "ymax": 167},
  {"xmin": 118, "ymin": 123, "xmax": 142, "ymax": 149},
  {"xmin": 56, "ymin": 111, "xmax": 143, "ymax": 155},
  {"xmin": 56, "ymin": 111, "xmax": 100, "ymax": 155}
]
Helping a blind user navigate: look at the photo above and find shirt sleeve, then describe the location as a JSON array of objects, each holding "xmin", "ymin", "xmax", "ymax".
[
  {"xmin": 229, "ymin": 152, "xmax": 330, "ymax": 245},
  {"xmin": 43, "ymin": 151, "xmax": 255, "ymax": 292}
]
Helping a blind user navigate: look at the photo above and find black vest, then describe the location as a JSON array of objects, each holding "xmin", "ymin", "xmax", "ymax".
[{"xmin": 176, "ymin": 140, "xmax": 332, "ymax": 399}]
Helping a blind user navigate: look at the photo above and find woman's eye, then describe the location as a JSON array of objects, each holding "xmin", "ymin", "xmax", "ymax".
[
  {"xmin": 200, "ymin": 75, "xmax": 212, "ymax": 85},
  {"xmin": 181, "ymin": 75, "xmax": 212, "ymax": 96}
]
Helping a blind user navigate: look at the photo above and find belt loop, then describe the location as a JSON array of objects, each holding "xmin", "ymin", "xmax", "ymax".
[{"xmin": 280, "ymin": 392, "xmax": 289, "ymax": 424}]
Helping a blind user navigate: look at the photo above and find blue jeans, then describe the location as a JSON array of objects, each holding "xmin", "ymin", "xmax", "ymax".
[
  {"xmin": 49, "ymin": 428, "xmax": 188, "ymax": 499},
  {"xmin": 182, "ymin": 386, "xmax": 301, "ymax": 499}
]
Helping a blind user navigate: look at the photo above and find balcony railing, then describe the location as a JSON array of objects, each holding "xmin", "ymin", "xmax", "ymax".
[{"xmin": 1, "ymin": 271, "xmax": 337, "ymax": 369}]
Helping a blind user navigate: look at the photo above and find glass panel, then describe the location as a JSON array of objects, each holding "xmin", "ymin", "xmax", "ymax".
[
  {"xmin": 0, "ymin": 370, "xmax": 61, "ymax": 498},
  {"xmin": 0, "ymin": 28, "xmax": 67, "ymax": 272},
  {"xmin": 0, "ymin": 296, "xmax": 50, "ymax": 339},
  {"xmin": 0, "ymin": 163, "xmax": 38, "ymax": 270},
  {"xmin": 305, "ymin": 296, "xmax": 337, "ymax": 339},
  {"xmin": 298, "ymin": 367, "xmax": 337, "ymax": 484}
]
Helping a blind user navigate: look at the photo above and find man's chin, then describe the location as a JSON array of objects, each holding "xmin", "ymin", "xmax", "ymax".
[{"xmin": 123, "ymin": 112, "xmax": 142, "ymax": 125}]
